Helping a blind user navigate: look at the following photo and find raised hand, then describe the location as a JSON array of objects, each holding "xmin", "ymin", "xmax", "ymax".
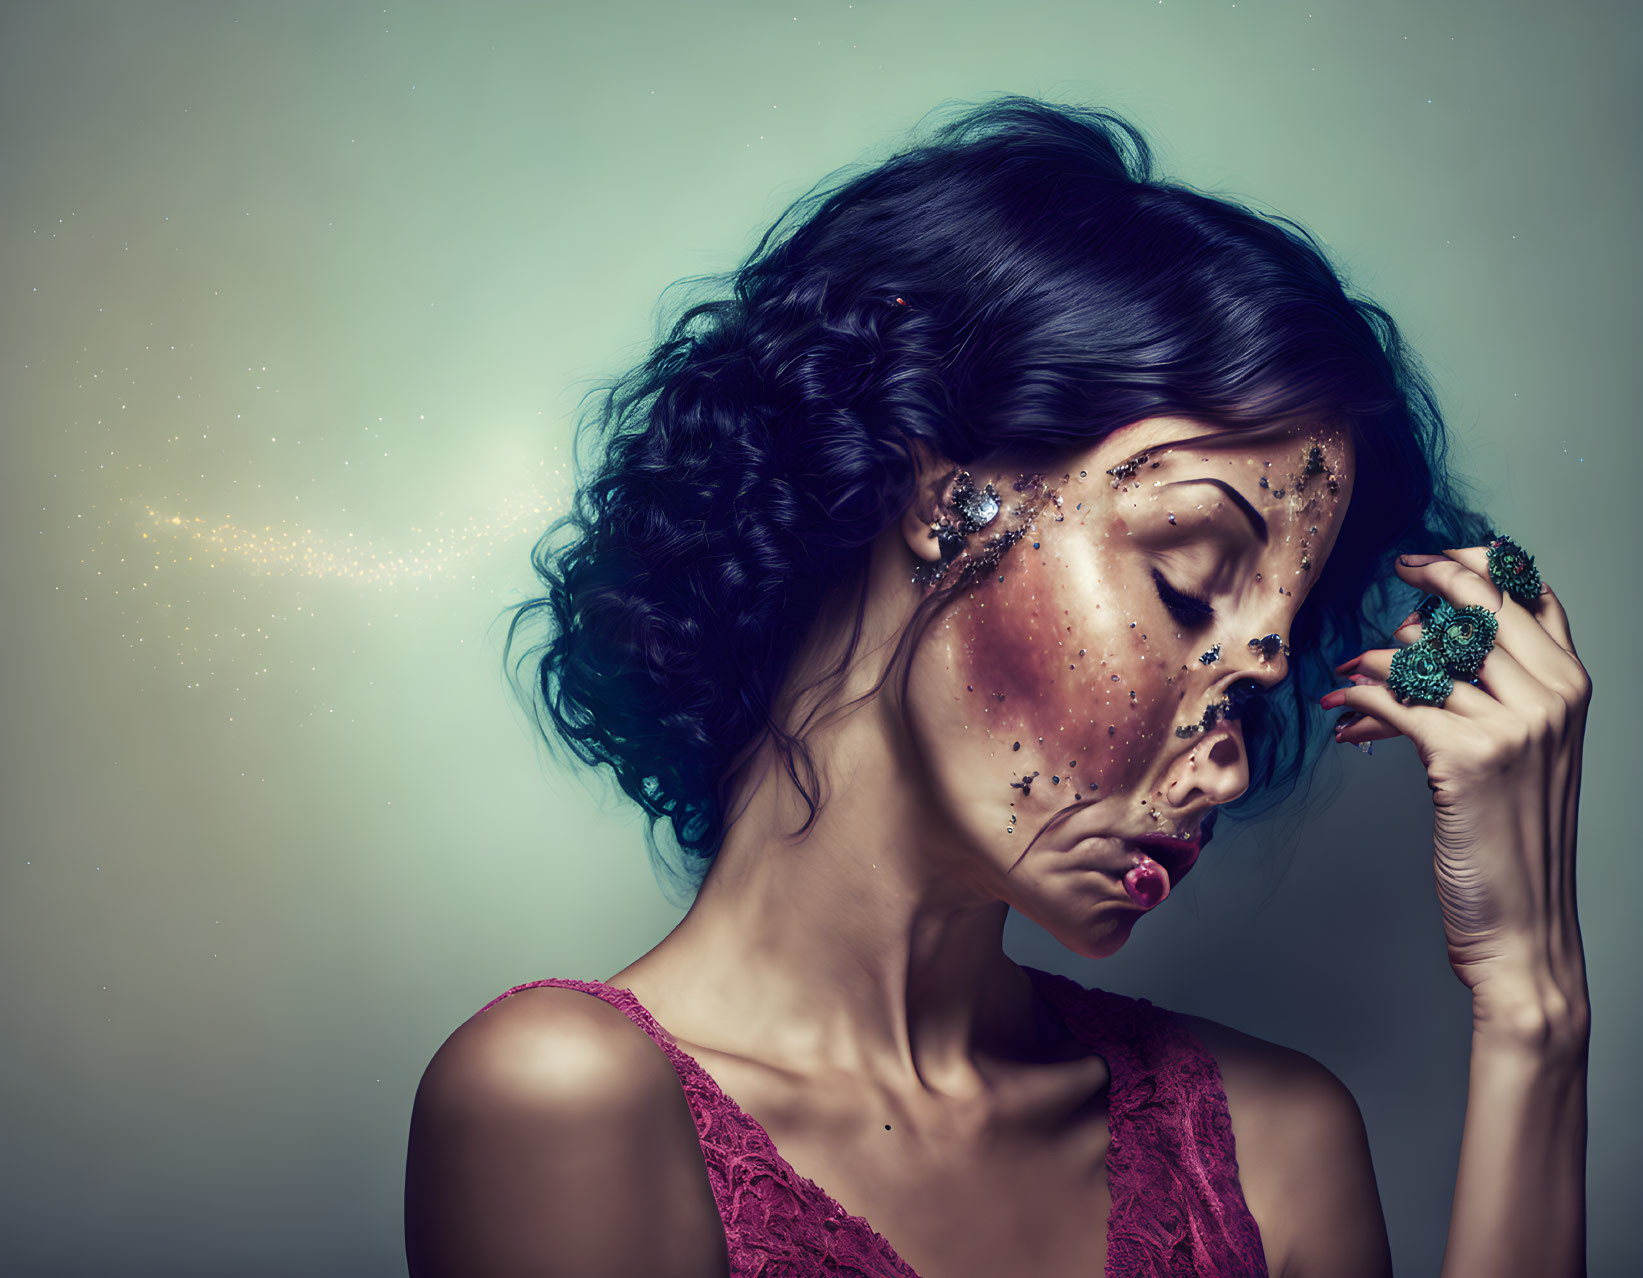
[{"xmin": 1318, "ymin": 545, "xmax": 1590, "ymax": 1026}]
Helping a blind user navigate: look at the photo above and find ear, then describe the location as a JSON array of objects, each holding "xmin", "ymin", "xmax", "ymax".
[{"xmin": 899, "ymin": 438, "xmax": 961, "ymax": 565}]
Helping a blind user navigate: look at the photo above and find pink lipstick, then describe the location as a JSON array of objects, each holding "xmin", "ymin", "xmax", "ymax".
[
  {"xmin": 1123, "ymin": 856, "xmax": 1170, "ymax": 908},
  {"xmin": 1123, "ymin": 828, "xmax": 1200, "ymax": 890}
]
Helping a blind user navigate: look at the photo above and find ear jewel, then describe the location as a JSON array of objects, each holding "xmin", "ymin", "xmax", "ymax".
[
  {"xmin": 911, "ymin": 469, "xmax": 1004, "ymax": 587},
  {"xmin": 949, "ymin": 470, "xmax": 1001, "ymax": 533},
  {"xmin": 924, "ymin": 517, "xmax": 968, "ymax": 564}
]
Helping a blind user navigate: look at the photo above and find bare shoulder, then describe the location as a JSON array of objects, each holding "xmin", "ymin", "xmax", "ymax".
[
  {"xmin": 421, "ymin": 986, "xmax": 680, "ymax": 1109},
  {"xmin": 1173, "ymin": 1011, "xmax": 1393, "ymax": 1278},
  {"xmin": 405, "ymin": 986, "xmax": 727, "ymax": 1278}
]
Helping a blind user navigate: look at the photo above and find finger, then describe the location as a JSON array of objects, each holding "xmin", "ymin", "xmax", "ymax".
[
  {"xmin": 1331, "ymin": 600, "xmax": 1429, "ymax": 675},
  {"xmin": 1321, "ymin": 679, "xmax": 1462, "ymax": 745},
  {"xmin": 1448, "ymin": 634, "xmax": 1567, "ymax": 719},
  {"xmin": 1390, "ymin": 605, "xmax": 1427, "ymax": 643},
  {"xmin": 1334, "ymin": 647, "xmax": 1504, "ymax": 716},
  {"xmin": 1351, "ymin": 640, "xmax": 1562, "ymax": 730},
  {"xmin": 1333, "ymin": 709, "xmax": 1400, "ymax": 744},
  {"xmin": 1441, "ymin": 543, "xmax": 1574, "ymax": 658},
  {"xmin": 1332, "ymin": 672, "xmax": 1398, "ymax": 742},
  {"xmin": 1395, "ymin": 551, "xmax": 1505, "ymax": 612},
  {"xmin": 1525, "ymin": 580, "xmax": 1578, "ymax": 658},
  {"xmin": 1394, "ymin": 552, "xmax": 1585, "ymax": 701},
  {"xmin": 1394, "ymin": 552, "xmax": 1581, "ymax": 689}
]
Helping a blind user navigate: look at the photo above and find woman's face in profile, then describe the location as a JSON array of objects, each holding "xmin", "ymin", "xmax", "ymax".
[{"xmin": 901, "ymin": 415, "xmax": 1355, "ymax": 957}]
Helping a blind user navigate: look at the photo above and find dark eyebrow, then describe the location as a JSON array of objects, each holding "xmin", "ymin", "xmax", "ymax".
[{"xmin": 1163, "ymin": 477, "xmax": 1268, "ymax": 544}]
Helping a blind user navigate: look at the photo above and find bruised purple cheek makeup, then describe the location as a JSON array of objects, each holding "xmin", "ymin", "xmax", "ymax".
[
  {"xmin": 948, "ymin": 493, "xmax": 1184, "ymax": 835},
  {"xmin": 953, "ymin": 542, "xmax": 1128, "ymax": 824}
]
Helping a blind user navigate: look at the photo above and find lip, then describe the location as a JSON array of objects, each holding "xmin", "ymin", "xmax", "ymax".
[{"xmin": 1123, "ymin": 829, "xmax": 1202, "ymax": 885}]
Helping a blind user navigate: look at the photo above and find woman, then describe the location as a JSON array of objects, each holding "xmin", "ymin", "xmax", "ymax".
[{"xmin": 404, "ymin": 97, "xmax": 1590, "ymax": 1277}]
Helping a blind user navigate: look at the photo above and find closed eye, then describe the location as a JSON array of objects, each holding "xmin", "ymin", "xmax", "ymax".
[{"xmin": 1152, "ymin": 568, "xmax": 1215, "ymax": 629}]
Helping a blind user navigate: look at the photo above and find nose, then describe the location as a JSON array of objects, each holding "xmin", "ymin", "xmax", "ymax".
[
  {"xmin": 1166, "ymin": 721, "xmax": 1250, "ymax": 813},
  {"xmin": 1162, "ymin": 629, "xmax": 1292, "ymax": 814}
]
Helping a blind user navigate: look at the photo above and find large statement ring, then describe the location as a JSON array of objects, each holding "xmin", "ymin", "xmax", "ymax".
[
  {"xmin": 1386, "ymin": 640, "xmax": 1453, "ymax": 707},
  {"xmin": 1486, "ymin": 534, "xmax": 1542, "ymax": 605},
  {"xmin": 1425, "ymin": 599, "xmax": 1499, "ymax": 680}
]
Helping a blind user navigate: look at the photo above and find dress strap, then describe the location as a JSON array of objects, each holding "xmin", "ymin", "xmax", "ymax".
[{"xmin": 1024, "ymin": 965, "xmax": 1270, "ymax": 1277}]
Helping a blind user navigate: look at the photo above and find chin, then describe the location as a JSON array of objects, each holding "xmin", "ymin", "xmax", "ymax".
[{"xmin": 1036, "ymin": 910, "xmax": 1138, "ymax": 962}]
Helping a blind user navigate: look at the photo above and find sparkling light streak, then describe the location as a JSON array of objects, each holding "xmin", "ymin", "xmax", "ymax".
[{"xmin": 133, "ymin": 482, "xmax": 560, "ymax": 587}]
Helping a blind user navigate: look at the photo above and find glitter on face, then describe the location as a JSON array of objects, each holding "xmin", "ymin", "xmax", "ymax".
[
  {"xmin": 1105, "ymin": 451, "xmax": 1152, "ymax": 485},
  {"xmin": 1174, "ymin": 692, "xmax": 1240, "ymax": 739},
  {"xmin": 899, "ymin": 416, "xmax": 1354, "ymax": 941}
]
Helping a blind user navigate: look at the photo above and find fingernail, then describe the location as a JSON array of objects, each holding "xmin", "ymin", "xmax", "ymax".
[
  {"xmin": 1398, "ymin": 553, "xmax": 1444, "ymax": 566},
  {"xmin": 1395, "ymin": 611, "xmax": 1422, "ymax": 629},
  {"xmin": 1348, "ymin": 672, "xmax": 1378, "ymax": 686},
  {"xmin": 1332, "ymin": 655, "xmax": 1362, "ymax": 674}
]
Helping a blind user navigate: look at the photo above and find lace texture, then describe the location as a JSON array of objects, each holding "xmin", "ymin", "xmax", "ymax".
[
  {"xmin": 477, "ymin": 967, "xmax": 1267, "ymax": 1277},
  {"xmin": 1028, "ymin": 967, "xmax": 1269, "ymax": 1278}
]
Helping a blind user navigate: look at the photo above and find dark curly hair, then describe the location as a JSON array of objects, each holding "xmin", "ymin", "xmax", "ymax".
[{"xmin": 501, "ymin": 94, "xmax": 1494, "ymax": 903}]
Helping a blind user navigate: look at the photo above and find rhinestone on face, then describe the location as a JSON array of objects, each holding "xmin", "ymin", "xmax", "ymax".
[
  {"xmin": 1386, "ymin": 639, "xmax": 1452, "ymax": 707},
  {"xmin": 1105, "ymin": 452, "xmax": 1151, "ymax": 486},
  {"xmin": 1248, "ymin": 633, "xmax": 1290, "ymax": 661}
]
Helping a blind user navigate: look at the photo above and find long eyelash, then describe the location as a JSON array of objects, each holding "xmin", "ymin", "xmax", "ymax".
[{"xmin": 1152, "ymin": 568, "xmax": 1215, "ymax": 628}]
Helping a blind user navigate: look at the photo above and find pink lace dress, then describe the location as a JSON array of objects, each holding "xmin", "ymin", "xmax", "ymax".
[{"xmin": 478, "ymin": 963, "xmax": 1268, "ymax": 1277}]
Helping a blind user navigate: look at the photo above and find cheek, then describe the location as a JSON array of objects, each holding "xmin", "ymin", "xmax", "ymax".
[
  {"xmin": 958, "ymin": 546, "xmax": 1067, "ymax": 717},
  {"xmin": 943, "ymin": 529, "xmax": 1184, "ymax": 818}
]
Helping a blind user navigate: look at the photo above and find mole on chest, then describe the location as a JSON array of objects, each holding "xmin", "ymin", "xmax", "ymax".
[{"xmin": 749, "ymin": 1090, "xmax": 1114, "ymax": 1277}]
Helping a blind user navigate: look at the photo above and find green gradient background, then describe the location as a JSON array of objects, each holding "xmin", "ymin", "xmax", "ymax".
[{"xmin": 3, "ymin": 2, "xmax": 1637, "ymax": 1274}]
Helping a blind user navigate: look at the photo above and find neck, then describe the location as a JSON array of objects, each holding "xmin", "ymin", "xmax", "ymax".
[{"xmin": 620, "ymin": 693, "xmax": 1073, "ymax": 1102}]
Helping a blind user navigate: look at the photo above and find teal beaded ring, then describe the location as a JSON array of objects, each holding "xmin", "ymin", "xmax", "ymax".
[
  {"xmin": 1486, "ymin": 534, "xmax": 1542, "ymax": 605},
  {"xmin": 1426, "ymin": 598, "xmax": 1499, "ymax": 680},
  {"xmin": 1386, "ymin": 640, "xmax": 1453, "ymax": 707}
]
